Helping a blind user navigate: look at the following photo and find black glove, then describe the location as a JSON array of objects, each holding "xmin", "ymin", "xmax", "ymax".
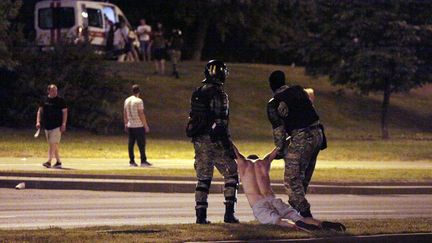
[
  {"xmin": 275, "ymin": 144, "xmax": 287, "ymax": 160},
  {"xmin": 209, "ymin": 124, "xmax": 228, "ymax": 142},
  {"xmin": 275, "ymin": 152, "xmax": 284, "ymax": 160}
]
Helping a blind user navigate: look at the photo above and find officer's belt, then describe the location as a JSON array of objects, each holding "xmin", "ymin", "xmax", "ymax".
[{"xmin": 291, "ymin": 121, "xmax": 321, "ymax": 134}]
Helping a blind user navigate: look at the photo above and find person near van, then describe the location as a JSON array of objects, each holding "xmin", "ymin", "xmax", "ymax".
[
  {"xmin": 124, "ymin": 84, "xmax": 151, "ymax": 167},
  {"xmin": 151, "ymin": 22, "xmax": 166, "ymax": 75},
  {"xmin": 36, "ymin": 84, "xmax": 68, "ymax": 169},
  {"xmin": 127, "ymin": 30, "xmax": 140, "ymax": 62},
  {"xmin": 113, "ymin": 22, "xmax": 126, "ymax": 62},
  {"xmin": 136, "ymin": 19, "xmax": 152, "ymax": 61},
  {"xmin": 105, "ymin": 18, "xmax": 115, "ymax": 53}
]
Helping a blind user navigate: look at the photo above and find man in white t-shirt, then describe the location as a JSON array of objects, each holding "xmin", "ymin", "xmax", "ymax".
[
  {"xmin": 124, "ymin": 84, "xmax": 151, "ymax": 167},
  {"xmin": 136, "ymin": 19, "xmax": 152, "ymax": 61}
]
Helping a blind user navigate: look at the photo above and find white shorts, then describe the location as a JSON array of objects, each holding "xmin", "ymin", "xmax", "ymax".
[
  {"xmin": 252, "ymin": 197, "xmax": 281, "ymax": 225},
  {"xmin": 45, "ymin": 127, "xmax": 61, "ymax": 144},
  {"xmin": 266, "ymin": 196, "xmax": 303, "ymax": 222}
]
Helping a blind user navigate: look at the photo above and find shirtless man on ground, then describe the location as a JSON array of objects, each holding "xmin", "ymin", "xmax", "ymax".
[
  {"xmin": 232, "ymin": 143, "xmax": 346, "ymax": 232},
  {"xmin": 232, "ymin": 143, "xmax": 320, "ymax": 231}
]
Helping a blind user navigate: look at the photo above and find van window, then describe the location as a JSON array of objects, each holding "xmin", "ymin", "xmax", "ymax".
[
  {"xmin": 102, "ymin": 6, "xmax": 116, "ymax": 23},
  {"xmin": 87, "ymin": 8, "xmax": 103, "ymax": 28},
  {"xmin": 38, "ymin": 7, "xmax": 75, "ymax": 29}
]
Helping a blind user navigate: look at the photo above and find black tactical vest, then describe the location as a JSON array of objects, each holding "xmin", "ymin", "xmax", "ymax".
[
  {"xmin": 274, "ymin": 85, "xmax": 319, "ymax": 133},
  {"xmin": 186, "ymin": 85, "xmax": 218, "ymax": 137}
]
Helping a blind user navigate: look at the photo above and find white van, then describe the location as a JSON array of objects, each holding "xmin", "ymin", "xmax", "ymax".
[{"xmin": 35, "ymin": 0, "xmax": 130, "ymax": 49}]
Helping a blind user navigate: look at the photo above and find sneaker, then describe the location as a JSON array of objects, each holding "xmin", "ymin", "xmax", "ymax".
[
  {"xmin": 321, "ymin": 221, "xmax": 346, "ymax": 232},
  {"xmin": 53, "ymin": 161, "xmax": 62, "ymax": 169},
  {"xmin": 295, "ymin": 221, "xmax": 321, "ymax": 233},
  {"xmin": 130, "ymin": 162, "xmax": 138, "ymax": 167},
  {"xmin": 42, "ymin": 161, "xmax": 51, "ymax": 168},
  {"xmin": 140, "ymin": 161, "xmax": 152, "ymax": 167}
]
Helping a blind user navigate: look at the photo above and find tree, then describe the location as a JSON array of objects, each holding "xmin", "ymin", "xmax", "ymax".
[
  {"xmin": 0, "ymin": 0, "xmax": 22, "ymax": 69},
  {"xmin": 112, "ymin": 0, "xmax": 292, "ymax": 61},
  {"xmin": 174, "ymin": 0, "xmax": 293, "ymax": 61},
  {"xmin": 294, "ymin": 0, "xmax": 432, "ymax": 139},
  {"xmin": 4, "ymin": 43, "xmax": 127, "ymax": 133}
]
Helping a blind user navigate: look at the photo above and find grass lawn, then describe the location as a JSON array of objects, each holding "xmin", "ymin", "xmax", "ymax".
[
  {"xmin": 1, "ymin": 129, "xmax": 432, "ymax": 182},
  {"xmin": 1, "ymin": 130, "xmax": 432, "ymax": 162},
  {"xmin": 0, "ymin": 218, "xmax": 431, "ymax": 243},
  {"xmin": 1, "ymin": 61, "xmax": 431, "ymax": 182},
  {"xmin": 103, "ymin": 61, "xmax": 432, "ymax": 140}
]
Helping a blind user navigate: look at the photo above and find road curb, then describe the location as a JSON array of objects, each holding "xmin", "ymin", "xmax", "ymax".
[
  {"xmin": 1, "ymin": 172, "xmax": 431, "ymax": 186},
  {"xmin": 1, "ymin": 176, "xmax": 432, "ymax": 194}
]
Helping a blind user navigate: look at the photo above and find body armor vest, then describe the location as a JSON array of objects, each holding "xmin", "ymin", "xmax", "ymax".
[
  {"xmin": 274, "ymin": 85, "xmax": 319, "ymax": 133},
  {"xmin": 186, "ymin": 85, "xmax": 218, "ymax": 137}
]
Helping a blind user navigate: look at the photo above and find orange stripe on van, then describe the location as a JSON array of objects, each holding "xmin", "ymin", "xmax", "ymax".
[{"xmin": 89, "ymin": 31, "xmax": 105, "ymax": 38}]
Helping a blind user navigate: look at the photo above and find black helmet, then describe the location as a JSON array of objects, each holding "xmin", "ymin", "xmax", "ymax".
[{"xmin": 203, "ymin": 60, "xmax": 229, "ymax": 84}]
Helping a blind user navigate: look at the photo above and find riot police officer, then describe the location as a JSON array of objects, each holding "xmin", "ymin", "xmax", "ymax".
[
  {"xmin": 266, "ymin": 70, "xmax": 325, "ymax": 220},
  {"xmin": 186, "ymin": 60, "xmax": 239, "ymax": 224}
]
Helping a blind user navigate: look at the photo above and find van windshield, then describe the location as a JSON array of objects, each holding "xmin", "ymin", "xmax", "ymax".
[{"xmin": 39, "ymin": 7, "xmax": 75, "ymax": 29}]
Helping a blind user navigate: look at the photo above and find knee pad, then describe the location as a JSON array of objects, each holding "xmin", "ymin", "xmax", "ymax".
[
  {"xmin": 224, "ymin": 175, "xmax": 239, "ymax": 189},
  {"xmin": 195, "ymin": 201, "xmax": 208, "ymax": 209},
  {"xmin": 196, "ymin": 179, "xmax": 212, "ymax": 205},
  {"xmin": 196, "ymin": 179, "xmax": 212, "ymax": 193},
  {"xmin": 224, "ymin": 175, "xmax": 239, "ymax": 203}
]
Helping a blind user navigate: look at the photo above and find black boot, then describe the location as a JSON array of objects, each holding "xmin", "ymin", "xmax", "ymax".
[
  {"xmin": 196, "ymin": 208, "xmax": 211, "ymax": 224},
  {"xmin": 224, "ymin": 202, "xmax": 240, "ymax": 223}
]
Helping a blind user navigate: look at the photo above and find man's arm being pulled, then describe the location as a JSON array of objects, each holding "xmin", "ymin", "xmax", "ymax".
[
  {"xmin": 304, "ymin": 88, "xmax": 315, "ymax": 103},
  {"xmin": 231, "ymin": 142, "xmax": 245, "ymax": 160},
  {"xmin": 263, "ymin": 146, "xmax": 279, "ymax": 164}
]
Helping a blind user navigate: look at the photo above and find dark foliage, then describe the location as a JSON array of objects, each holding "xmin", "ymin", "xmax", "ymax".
[
  {"xmin": 1, "ymin": 43, "xmax": 127, "ymax": 134},
  {"xmin": 292, "ymin": 0, "xmax": 432, "ymax": 138}
]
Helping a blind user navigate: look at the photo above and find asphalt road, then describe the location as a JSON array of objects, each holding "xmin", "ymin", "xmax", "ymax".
[{"xmin": 1, "ymin": 189, "xmax": 431, "ymax": 229}]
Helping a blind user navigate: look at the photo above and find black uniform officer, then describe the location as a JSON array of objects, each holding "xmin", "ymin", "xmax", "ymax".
[
  {"xmin": 186, "ymin": 60, "xmax": 239, "ymax": 224},
  {"xmin": 266, "ymin": 70, "xmax": 325, "ymax": 218}
]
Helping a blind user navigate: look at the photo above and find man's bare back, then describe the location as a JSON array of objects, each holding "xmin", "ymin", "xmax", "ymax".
[
  {"xmin": 232, "ymin": 142, "xmax": 347, "ymax": 232},
  {"xmin": 233, "ymin": 145, "xmax": 278, "ymax": 206}
]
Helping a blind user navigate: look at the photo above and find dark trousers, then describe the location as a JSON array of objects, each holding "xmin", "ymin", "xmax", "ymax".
[{"xmin": 128, "ymin": 127, "xmax": 147, "ymax": 163}]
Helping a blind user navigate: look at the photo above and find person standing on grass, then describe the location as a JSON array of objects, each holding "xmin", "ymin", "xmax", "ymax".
[
  {"xmin": 167, "ymin": 29, "xmax": 183, "ymax": 79},
  {"xmin": 151, "ymin": 22, "xmax": 167, "ymax": 75},
  {"xmin": 136, "ymin": 19, "xmax": 152, "ymax": 62},
  {"xmin": 36, "ymin": 84, "xmax": 68, "ymax": 169},
  {"xmin": 266, "ymin": 70, "xmax": 327, "ymax": 223},
  {"xmin": 124, "ymin": 84, "xmax": 151, "ymax": 167},
  {"xmin": 186, "ymin": 60, "xmax": 239, "ymax": 224}
]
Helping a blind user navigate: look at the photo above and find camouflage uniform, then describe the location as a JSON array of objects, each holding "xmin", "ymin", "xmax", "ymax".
[
  {"xmin": 267, "ymin": 85, "xmax": 323, "ymax": 217},
  {"xmin": 192, "ymin": 83, "xmax": 239, "ymax": 210},
  {"xmin": 193, "ymin": 135, "xmax": 238, "ymax": 209}
]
